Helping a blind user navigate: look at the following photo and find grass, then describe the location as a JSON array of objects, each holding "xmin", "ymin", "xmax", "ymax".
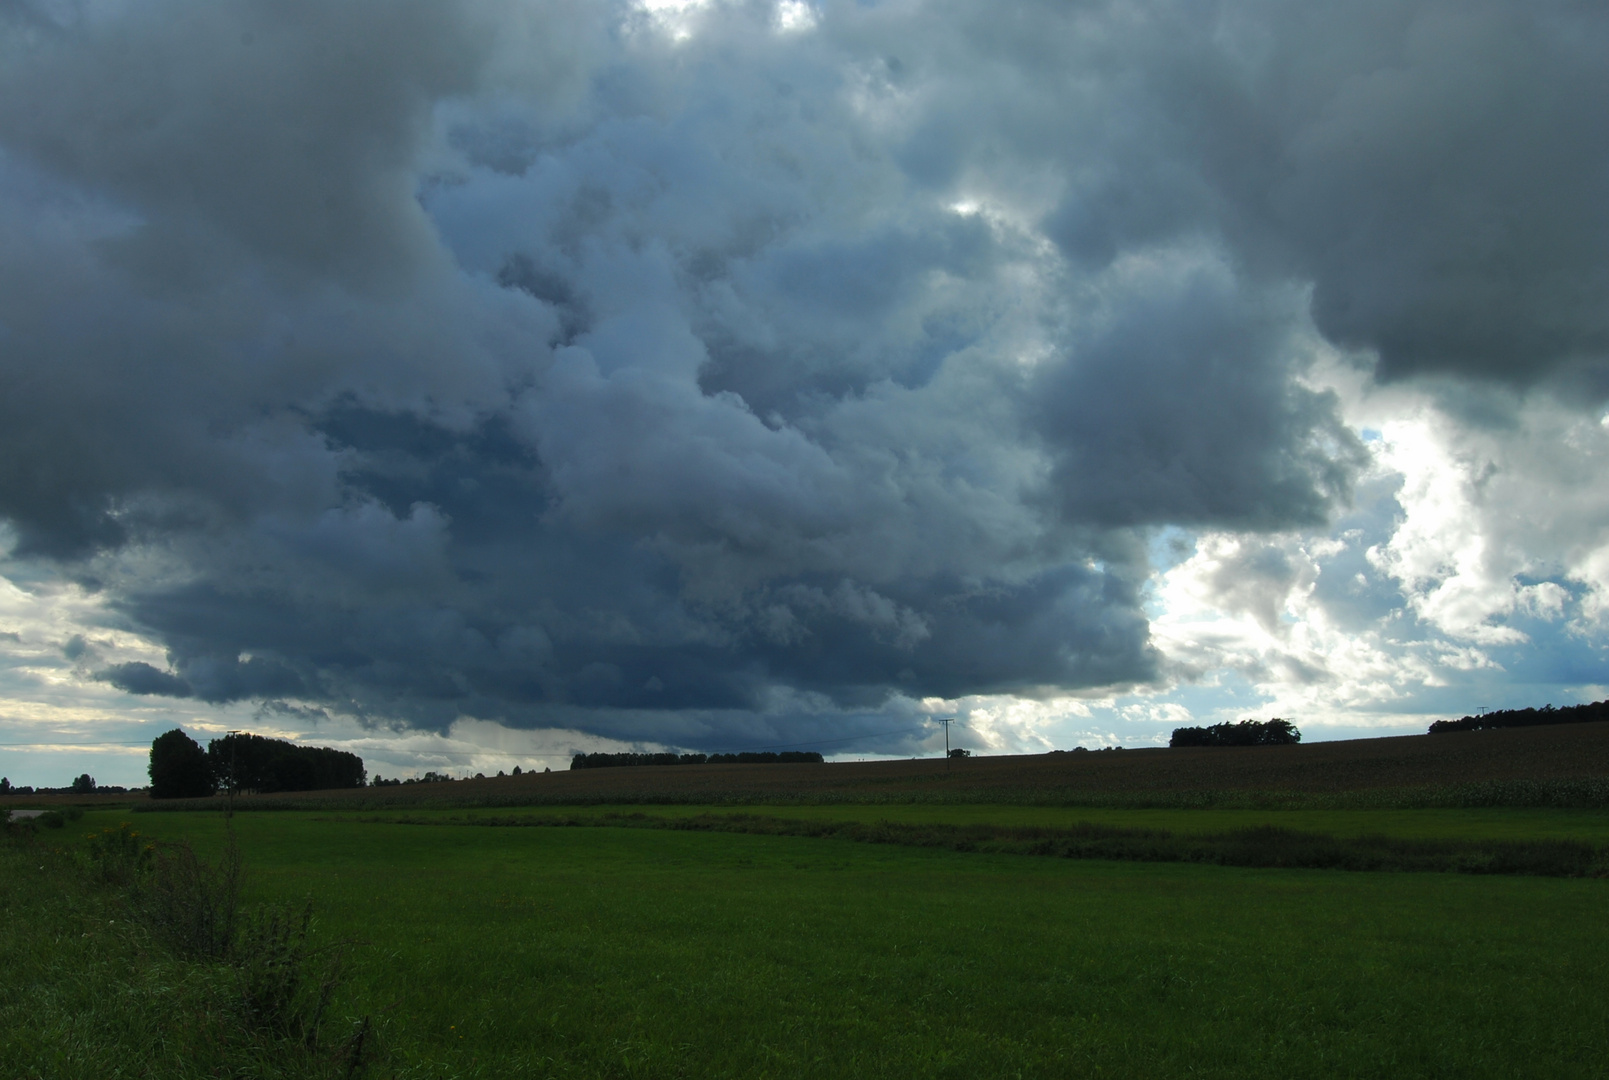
[
  {"xmin": 363, "ymin": 801, "xmax": 1609, "ymax": 844},
  {"xmin": 13, "ymin": 807, "xmax": 1602, "ymax": 1078},
  {"xmin": 0, "ymin": 828, "xmax": 366, "ymax": 1079},
  {"xmin": 329, "ymin": 808, "xmax": 1609, "ymax": 877}
]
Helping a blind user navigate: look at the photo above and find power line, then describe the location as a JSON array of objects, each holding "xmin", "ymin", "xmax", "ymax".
[{"xmin": 0, "ymin": 741, "xmax": 155, "ymax": 748}]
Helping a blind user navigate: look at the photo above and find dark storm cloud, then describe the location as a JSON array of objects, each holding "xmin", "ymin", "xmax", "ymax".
[
  {"xmin": 97, "ymin": 661, "xmax": 192, "ymax": 699},
  {"xmin": 1, "ymin": 0, "xmax": 1602, "ymax": 749},
  {"xmin": 1005, "ymin": 0, "xmax": 1609, "ymax": 386},
  {"xmin": 1031, "ymin": 264, "xmax": 1364, "ymax": 529}
]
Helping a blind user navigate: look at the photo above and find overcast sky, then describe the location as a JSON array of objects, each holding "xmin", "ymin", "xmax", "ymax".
[{"xmin": 2, "ymin": 0, "xmax": 1607, "ymax": 787}]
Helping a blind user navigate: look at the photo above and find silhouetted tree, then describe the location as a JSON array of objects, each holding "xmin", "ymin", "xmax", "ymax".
[
  {"xmin": 1170, "ymin": 719, "xmax": 1302, "ymax": 748},
  {"xmin": 1429, "ymin": 700, "xmax": 1609, "ymax": 734},
  {"xmin": 149, "ymin": 729, "xmax": 216, "ymax": 798},
  {"xmin": 70, "ymin": 773, "xmax": 97, "ymax": 794},
  {"xmin": 207, "ymin": 732, "xmax": 366, "ymax": 793}
]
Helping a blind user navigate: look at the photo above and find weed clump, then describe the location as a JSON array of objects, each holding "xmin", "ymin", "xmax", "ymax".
[
  {"xmin": 1, "ymin": 818, "xmax": 372, "ymax": 1077},
  {"xmin": 138, "ymin": 832, "xmax": 242, "ymax": 959}
]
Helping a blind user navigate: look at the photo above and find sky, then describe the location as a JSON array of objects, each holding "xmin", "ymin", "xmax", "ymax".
[{"xmin": 1, "ymin": 0, "xmax": 1607, "ymax": 788}]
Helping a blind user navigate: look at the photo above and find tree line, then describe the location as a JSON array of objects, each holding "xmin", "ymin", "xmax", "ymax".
[
  {"xmin": 148, "ymin": 728, "xmax": 365, "ymax": 799},
  {"xmin": 1429, "ymin": 700, "xmax": 1609, "ymax": 734},
  {"xmin": 1169, "ymin": 719, "xmax": 1302, "ymax": 748},
  {"xmin": 570, "ymin": 751, "xmax": 825, "ymax": 770},
  {"xmin": 0, "ymin": 775, "xmax": 129, "ymax": 797}
]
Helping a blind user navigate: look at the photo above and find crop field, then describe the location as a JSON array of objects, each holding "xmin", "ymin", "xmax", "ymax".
[{"xmin": 6, "ymin": 800, "xmax": 1608, "ymax": 1080}]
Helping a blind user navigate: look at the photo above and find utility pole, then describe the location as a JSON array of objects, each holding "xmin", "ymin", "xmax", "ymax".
[
  {"xmin": 936, "ymin": 717, "xmax": 956, "ymax": 771},
  {"xmin": 226, "ymin": 730, "xmax": 241, "ymax": 819}
]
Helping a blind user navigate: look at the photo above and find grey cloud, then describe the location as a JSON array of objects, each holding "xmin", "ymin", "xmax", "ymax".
[
  {"xmin": 97, "ymin": 661, "xmax": 192, "ymax": 698},
  {"xmin": 1033, "ymin": 264, "xmax": 1365, "ymax": 529},
  {"xmin": 0, "ymin": 0, "xmax": 491, "ymax": 289},
  {"xmin": 1242, "ymin": 2, "xmax": 1609, "ymax": 385},
  {"xmin": 1, "ymin": 0, "xmax": 1595, "ymax": 752},
  {"xmin": 874, "ymin": 0, "xmax": 1609, "ymax": 388}
]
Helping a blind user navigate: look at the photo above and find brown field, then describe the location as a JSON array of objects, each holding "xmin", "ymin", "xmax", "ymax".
[{"xmin": 7, "ymin": 720, "xmax": 1602, "ymax": 810}]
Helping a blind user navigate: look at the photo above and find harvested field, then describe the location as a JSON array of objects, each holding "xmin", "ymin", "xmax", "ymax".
[{"xmin": 92, "ymin": 719, "xmax": 1609, "ymax": 811}]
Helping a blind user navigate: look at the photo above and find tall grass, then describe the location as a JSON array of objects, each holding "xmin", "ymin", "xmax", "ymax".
[{"xmin": 0, "ymin": 821, "xmax": 370, "ymax": 1079}]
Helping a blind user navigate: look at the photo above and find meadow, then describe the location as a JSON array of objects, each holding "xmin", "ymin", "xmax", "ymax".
[
  {"xmin": 6, "ymin": 728, "xmax": 1609, "ymax": 1077},
  {"xmin": 6, "ymin": 800, "xmax": 1609, "ymax": 1079}
]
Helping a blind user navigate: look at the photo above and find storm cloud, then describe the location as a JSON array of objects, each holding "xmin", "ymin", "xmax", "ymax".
[{"xmin": 1, "ymin": 0, "xmax": 1604, "ymax": 757}]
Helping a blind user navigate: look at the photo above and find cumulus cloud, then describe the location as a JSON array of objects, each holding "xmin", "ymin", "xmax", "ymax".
[{"xmin": 0, "ymin": 0, "xmax": 1606, "ymax": 777}]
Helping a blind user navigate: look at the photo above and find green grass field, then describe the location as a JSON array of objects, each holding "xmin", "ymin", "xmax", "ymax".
[
  {"xmin": 7, "ymin": 806, "xmax": 1605, "ymax": 1079},
  {"xmin": 360, "ymin": 801, "xmax": 1609, "ymax": 843}
]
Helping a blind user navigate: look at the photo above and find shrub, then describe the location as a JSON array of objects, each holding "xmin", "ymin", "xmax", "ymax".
[{"xmin": 235, "ymin": 900, "xmax": 344, "ymax": 1046}]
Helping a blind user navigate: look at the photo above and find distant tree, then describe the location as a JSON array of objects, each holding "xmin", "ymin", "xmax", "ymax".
[
  {"xmin": 1429, "ymin": 699, "xmax": 1609, "ymax": 734},
  {"xmin": 1170, "ymin": 719, "xmax": 1302, "ymax": 748},
  {"xmin": 207, "ymin": 732, "xmax": 365, "ymax": 793},
  {"xmin": 70, "ymin": 773, "xmax": 97, "ymax": 794},
  {"xmin": 0, "ymin": 776, "xmax": 10, "ymax": 795},
  {"xmin": 511, "ymin": 765, "xmax": 522, "ymax": 776},
  {"xmin": 948, "ymin": 748, "xmax": 972, "ymax": 758},
  {"xmin": 149, "ymin": 729, "xmax": 215, "ymax": 798}
]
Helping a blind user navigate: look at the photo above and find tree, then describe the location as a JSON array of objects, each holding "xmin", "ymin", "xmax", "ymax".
[
  {"xmin": 70, "ymin": 773, "xmax": 97, "ymax": 794},
  {"xmin": 206, "ymin": 732, "xmax": 365, "ymax": 793},
  {"xmin": 149, "ymin": 728, "xmax": 215, "ymax": 799},
  {"xmin": 1170, "ymin": 719, "xmax": 1302, "ymax": 748}
]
